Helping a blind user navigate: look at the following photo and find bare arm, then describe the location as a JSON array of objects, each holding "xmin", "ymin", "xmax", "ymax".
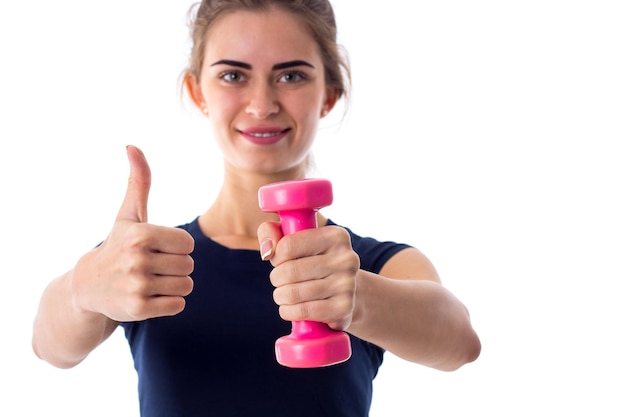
[
  {"xmin": 258, "ymin": 223, "xmax": 480, "ymax": 372},
  {"xmin": 32, "ymin": 146, "xmax": 194, "ymax": 369},
  {"xmin": 32, "ymin": 266, "xmax": 119, "ymax": 369},
  {"xmin": 347, "ymin": 247, "xmax": 481, "ymax": 371}
]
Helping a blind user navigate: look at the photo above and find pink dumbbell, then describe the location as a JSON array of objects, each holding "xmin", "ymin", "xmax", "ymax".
[{"xmin": 258, "ymin": 178, "xmax": 352, "ymax": 368}]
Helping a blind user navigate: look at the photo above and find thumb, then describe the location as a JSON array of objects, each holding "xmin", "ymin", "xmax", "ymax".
[
  {"xmin": 257, "ymin": 221, "xmax": 284, "ymax": 261},
  {"xmin": 116, "ymin": 145, "xmax": 151, "ymax": 223}
]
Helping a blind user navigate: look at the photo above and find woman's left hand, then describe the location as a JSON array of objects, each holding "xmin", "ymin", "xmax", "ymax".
[{"xmin": 257, "ymin": 222, "xmax": 359, "ymax": 331}]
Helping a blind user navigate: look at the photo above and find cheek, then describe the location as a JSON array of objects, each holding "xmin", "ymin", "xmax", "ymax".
[
  {"xmin": 207, "ymin": 94, "xmax": 237, "ymax": 122},
  {"xmin": 290, "ymin": 92, "xmax": 324, "ymax": 125},
  {"xmin": 203, "ymin": 83, "xmax": 240, "ymax": 116},
  {"xmin": 297, "ymin": 113, "xmax": 321, "ymax": 151}
]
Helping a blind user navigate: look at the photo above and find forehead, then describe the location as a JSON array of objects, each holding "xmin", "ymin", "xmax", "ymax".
[{"xmin": 203, "ymin": 8, "xmax": 321, "ymax": 67}]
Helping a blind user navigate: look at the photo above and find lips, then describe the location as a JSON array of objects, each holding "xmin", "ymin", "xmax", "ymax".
[{"xmin": 239, "ymin": 127, "xmax": 290, "ymax": 145}]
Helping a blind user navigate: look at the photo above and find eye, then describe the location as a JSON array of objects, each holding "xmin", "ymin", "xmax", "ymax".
[
  {"xmin": 219, "ymin": 71, "xmax": 246, "ymax": 83},
  {"xmin": 278, "ymin": 71, "xmax": 307, "ymax": 84}
]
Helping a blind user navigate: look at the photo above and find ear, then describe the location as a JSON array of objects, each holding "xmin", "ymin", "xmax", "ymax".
[
  {"xmin": 321, "ymin": 87, "xmax": 340, "ymax": 117},
  {"xmin": 184, "ymin": 72, "xmax": 207, "ymax": 115}
]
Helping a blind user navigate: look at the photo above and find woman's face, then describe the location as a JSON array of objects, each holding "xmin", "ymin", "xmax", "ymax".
[{"xmin": 190, "ymin": 7, "xmax": 336, "ymax": 177}]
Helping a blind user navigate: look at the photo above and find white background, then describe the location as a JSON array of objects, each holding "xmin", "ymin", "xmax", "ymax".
[{"xmin": 1, "ymin": 1, "xmax": 625, "ymax": 415}]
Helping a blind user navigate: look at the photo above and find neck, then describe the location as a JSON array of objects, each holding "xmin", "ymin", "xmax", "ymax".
[{"xmin": 198, "ymin": 163, "xmax": 309, "ymax": 249}]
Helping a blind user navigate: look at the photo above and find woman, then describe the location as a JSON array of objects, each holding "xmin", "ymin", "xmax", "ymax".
[{"xmin": 32, "ymin": 1, "xmax": 480, "ymax": 415}]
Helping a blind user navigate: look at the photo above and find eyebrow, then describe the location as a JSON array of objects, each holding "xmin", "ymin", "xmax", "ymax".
[
  {"xmin": 272, "ymin": 60, "xmax": 315, "ymax": 70},
  {"xmin": 210, "ymin": 59, "xmax": 315, "ymax": 71},
  {"xmin": 211, "ymin": 60, "xmax": 252, "ymax": 69}
]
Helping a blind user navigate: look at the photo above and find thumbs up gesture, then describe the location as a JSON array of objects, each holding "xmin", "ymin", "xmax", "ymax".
[{"xmin": 72, "ymin": 146, "xmax": 195, "ymax": 322}]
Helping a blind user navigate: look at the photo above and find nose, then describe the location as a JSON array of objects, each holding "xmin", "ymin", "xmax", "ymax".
[{"xmin": 246, "ymin": 81, "xmax": 279, "ymax": 119}]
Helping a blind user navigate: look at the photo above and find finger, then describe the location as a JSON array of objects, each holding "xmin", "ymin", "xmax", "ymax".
[
  {"xmin": 269, "ymin": 254, "xmax": 328, "ymax": 287},
  {"xmin": 272, "ymin": 267, "xmax": 354, "ymax": 305},
  {"xmin": 150, "ymin": 226, "xmax": 195, "ymax": 255},
  {"xmin": 129, "ymin": 295, "xmax": 188, "ymax": 320},
  {"xmin": 145, "ymin": 252, "xmax": 194, "ymax": 277},
  {"xmin": 272, "ymin": 226, "xmax": 347, "ymax": 264},
  {"xmin": 153, "ymin": 296, "xmax": 188, "ymax": 317},
  {"xmin": 257, "ymin": 221, "xmax": 283, "ymax": 260},
  {"xmin": 277, "ymin": 298, "xmax": 352, "ymax": 330},
  {"xmin": 116, "ymin": 145, "xmax": 151, "ymax": 223},
  {"xmin": 147, "ymin": 275, "xmax": 194, "ymax": 298},
  {"xmin": 272, "ymin": 279, "xmax": 330, "ymax": 306}
]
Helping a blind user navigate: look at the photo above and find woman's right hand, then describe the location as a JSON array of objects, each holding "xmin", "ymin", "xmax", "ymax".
[{"xmin": 71, "ymin": 146, "xmax": 195, "ymax": 322}]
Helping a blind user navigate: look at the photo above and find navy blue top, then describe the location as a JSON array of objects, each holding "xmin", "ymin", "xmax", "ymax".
[{"xmin": 121, "ymin": 218, "xmax": 410, "ymax": 416}]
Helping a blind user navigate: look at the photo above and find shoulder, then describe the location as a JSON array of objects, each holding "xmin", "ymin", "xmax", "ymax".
[
  {"xmin": 379, "ymin": 246, "xmax": 440, "ymax": 282},
  {"xmin": 327, "ymin": 219, "xmax": 439, "ymax": 282},
  {"xmin": 326, "ymin": 219, "xmax": 412, "ymax": 274},
  {"xmin": 176, "ymin": 217, "xmax": 199, "ymax": 233}
]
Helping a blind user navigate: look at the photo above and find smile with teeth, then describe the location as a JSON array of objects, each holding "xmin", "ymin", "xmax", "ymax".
[
  {"xmin": 240, "ymin": 127, "xmax": 290, "ymax": 145},
  {"xmin": 248, "ymin": 131, "xmax": 284, "ymax": 138}
]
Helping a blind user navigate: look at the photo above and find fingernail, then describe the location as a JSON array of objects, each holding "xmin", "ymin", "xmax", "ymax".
[{"xmin": 260, "ymin": 238, "xmax": 273, "ymax": 260}]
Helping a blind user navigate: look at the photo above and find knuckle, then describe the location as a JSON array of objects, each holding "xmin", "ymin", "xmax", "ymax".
[
  {"xmin": 125, "ymin": 297, "xmax": 150, "ymax": 321},
  {"xmin": 167, "ymin": 297, "xmax": 186, "ymax": 316},
  {"xmin": 349, "ymin": 251, "xmax": 360, "ymax": 271},
  {"xmin": 182, "ymin": 231, "xmax": 195, "ymax": 253},
  {"xmin": 271, "ymin": 261, "xmax": 299, "ymax": 287},
  {"xmin": 328, "ymin": 226, "xmax": 350, "ymax": 245},
  {"xmin": 339, "ymin": 247, "xmax": 360, "ymax": 270},
  {"xmin": 277, "ymin": 234, "xmax": 297, "ymax": 258},
  {"xmin": 285, "ymin": 260, "xmax": 301, "ymax": 281},
  {"xmin": 269, "ymin": 268, "xmax": 283, "ymax": 288},
  {"xmin": 273, "ymin": 287, "xmax": 286, "ymax": 305},
  {"xmin": 334, "ymin": 252, "xmax": 360, "ymax": 280},
  {"xmin": 124, "ymin": 223, "xmax": 151, "ymax": 249},
  {"xmin": 273, "ymin": 284, "xmax": 301, "ymax": 306},
  {"xmin": 124, "ymin": 272, "xmax": 151, "ymax": 297},
  {"xmin": 184, "ymin": 276, "xmax": 194, "ymax": 295},
  {"xmin": 335, "ymin": 296, "xmax": 354, "ymax": 316},
  {"xmin": 183, "ymin": 255, "xmax": 195, "ymax": 275},
  {"xmin": 277, "ymin": 305, "xmax": 289, "ymax": 321},
  {"xmin": 288, "ymin": 285, "xmax": 302, "ymax": 304},
  {"xmin": 339, "ymin": 273, "xmax": 357, "ymax": 295},
  {"xmin": 126, "ymin": 257, "xmax": 149, "ymax": 276},
  {"xmin": 298, "ymin": 303, "xmax": 311, "ymax": 321}
]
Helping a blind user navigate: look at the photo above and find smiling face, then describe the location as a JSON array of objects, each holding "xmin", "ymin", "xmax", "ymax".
[{"xmin": 186, "ymin": 7, "xmax": 337, "ymax": 178}]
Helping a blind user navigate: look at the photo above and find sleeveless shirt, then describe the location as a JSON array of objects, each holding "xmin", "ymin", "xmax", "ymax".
[{"xmin": 121, "ymin": 218, "xmax": 410, "ymax": 416}]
